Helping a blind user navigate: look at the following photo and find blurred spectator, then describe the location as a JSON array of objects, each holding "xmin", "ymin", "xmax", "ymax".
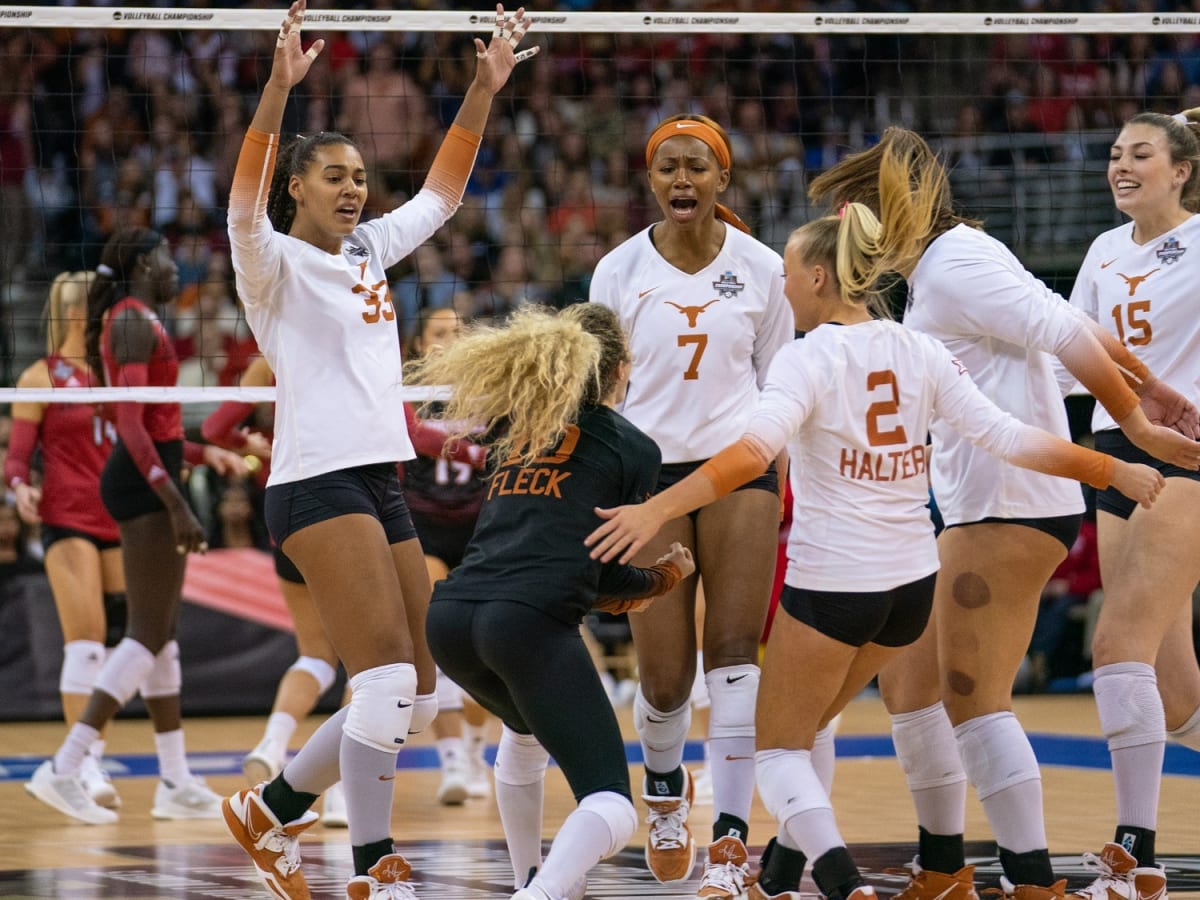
[
  {"xmin": 391, "ymin": 243, "xmax": 460, "ymax": 344},
  {"xmin": 469, "ymin": 244, "xmax": 547, "ymax": 322}
]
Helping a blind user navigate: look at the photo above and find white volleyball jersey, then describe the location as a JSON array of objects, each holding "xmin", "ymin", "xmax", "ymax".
[
  {"xmin": 229, "ymin": 130, "xmax": 458, "ymax": 485},
  {"xmin": 590, "ymin": 225, "xmax": 794, "ymax": 463},
  {"xmin": 904, "ymin": 224, "xmax": 1086, "ymax": 524},
  {"xmin": 1070, "ymin": 214, "xmax": 1200, "ymax": 433},
  {"xmin": 748, "ymin": 320, "xmax": 1073, "ymax": 592}
]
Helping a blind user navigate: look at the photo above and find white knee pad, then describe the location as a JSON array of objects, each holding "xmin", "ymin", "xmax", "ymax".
[
  {"xmin": 494, "ymin": 725, "xmax": 549, "ymax": 787},
  {"xmin": 93, "ymin": 638, "xmax": 156, "ymax": 705},
  {"xmin": 1168, "ymin": 705, "xmax": 1200, "ymax": 752},
  {"xmin": 1094, "ymin": 663, "xmax": 1166, "ymax": 751},
  {"xmin": 756, "ymin": 748, "xmax": 830, "ymax": 823},
  {"xmin": 409, "ymin": 692, "xmax": 438, "ymax": 734},
  {"xmin": 706, "ymin": 664, "xmax": 759, "ymax": 740},
  {"xmin": 435, "ymin": 668, "xmax": 465, "ymax": 713},
  {"xmin": 690, "ymin": 651, "xmax": 710, "ymax": 710},
  {"xmin": 140, "ymin": 640, "xmax": 182, "ymax": 699},
  {"xmin": 343, "ymin": 663, "xmax": 418, "ymax": 753},
  {"xmin": 578, "ymin": 791, "xmax": 638, "ymax": 858},
  {"xmin": 633, "ymin": 689, "xmax": 691, "ymax": 751},
  {"xmin": 892, "ymin": 702, "xmax": 967, "ymax": 791},
  {"xmin": 954, "ymin": 711, "xmax": 1040, "ymax": 801},
  {"xmin": 289, "ymin": 655, "xmax": 337, "ymax": 696},
  {"xmin": 60, "ymin": 640, "xmax": 106, "ymax": 695}
]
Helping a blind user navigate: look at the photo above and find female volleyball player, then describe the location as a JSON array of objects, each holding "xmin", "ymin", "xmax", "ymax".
[
  {"xmin": 411, "ymin": 303, "xmax": 695, "ymax": 900},
  {"xmin": 219, "ymin": 3, "xmax": 537, "ymax": 898},
  {"xmin": 6, "ymin": 271, "xmax": 124, "ymax": 810},
  {"xmin": 800, "ymin": 127, "xmax": 1200, "ymax": 900},
  {"xmin": 1065, "ymin": 109, "xmax": 1200, "ymax": 900},
  {"xmin": 590, "ymin": 112, "xmax": 794, "ymax": 900},
  {"xmin": 27, "ymin": 228, "xmax": 246, "ymax": 825},
  {"xmin": 585, "ymin": 203, "xmax": 1165, "ymax": 900}
]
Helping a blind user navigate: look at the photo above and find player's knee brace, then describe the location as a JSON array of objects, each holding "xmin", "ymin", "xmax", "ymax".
[
  {"xmin": 1168, "ymin": 705, "xmax": 1200, "ymax": 752},
  {"xmin": 633, "ymin": 688, "xmax": 691, "ymax": 752},
  {"xmin": 59, "ymin": 640, "xmax": 106, "ymax": 695},
  {"xmin": 343, "ymin": 663, "xmax": 418, "ymax": 753},
  {"xmin": 755, "ymin": 748, "xmax": 830, "ymax": 823},
  {"xmin": 140, "ymin": 640, "xmax": 181, "ymax": 699},
  {"xmin": 954, "ymin": 711, "xmax": 1040, "ymax": 801},
  {"xmin": 93, "ymin": 638, "xmax": 156, "ymax": 705},
  {"xmin": 435, "ymin": 668, "xmax": 465, "ymax": 713},
  {"xmin": 1094, "ymin": 662, "xmax": 1166, "ymax": 751},
  {"xmin": 289, "ymin": 655, "xmax": 337, "ymax": 696},
  {"xmin": 705, "ymin": 664, "xmax": 759, "ymax": 740},
  {"xmin": 409, "ymin": 693, "xmax": 438, "ymax": 734},
  {"xmin": 578, "ymin": 791, "xmax": 638, "ymax": 858},
  {"xmin": 494, "ymin": 725, "xmax": 549, "ymax": 787},
  {"xmin": 891, "ymin": 702, "xmax": 967, "ymax": 791}
]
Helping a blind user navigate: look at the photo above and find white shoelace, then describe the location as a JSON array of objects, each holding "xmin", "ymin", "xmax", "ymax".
[
  {"xmin": 373, "ymin": 879, "xmax": 417, "ymax": 899},
  {"xmin": 1074, "ymin": 854, "xmax": 1131, "ymax": 900},
  {"xmin": 262, "ymin": 829, "xmax": 303, "ymax": 876},
  {"xmin": 645, "ymin": 804, "xmax": 690, "ymax": 850},
  {"xmin": 700, "ymin": 858, "xmax": 751, "ymax": 896}
]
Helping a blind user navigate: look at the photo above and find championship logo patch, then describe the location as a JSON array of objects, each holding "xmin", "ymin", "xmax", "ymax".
[
  {"xmin": 1155, "ymin": 236, "xmax": 1186, "ymax": 265},
  {"xmin": 712, "ymin": 271, "xmax": 745, "ymax": 298}
]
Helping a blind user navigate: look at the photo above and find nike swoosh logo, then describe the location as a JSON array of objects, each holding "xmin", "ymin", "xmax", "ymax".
[
  {"xmin": 724, "ymin": 754, "xmax": 753, "ymax": 761},
  {"xmin": 638, "ymin": 287, "xmax": 658, "ymax": 298},
  {"xmin": 397, "ymin": 700, "xmax": 412, "ymax": 708},
  {"xmin": 378, "ymin": 773, "xmax": 396, "ymax": 781},
  {"xmin": 726, "ymin": 674, "xmax": 749, "ymax": 683},
  {"xmin": 675, "ymin": 122, "xmax": 693, "ymax": 129},
  {"xmin": 1101, "ymin": 258, "xmax": 1118, "ymax": 268},
  {"xmin": 646, "ymin": 715, "xmax": 668, "ymax": 723}
]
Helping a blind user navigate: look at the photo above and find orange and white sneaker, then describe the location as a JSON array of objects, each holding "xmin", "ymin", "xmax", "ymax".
[
  {"xmin": 1072, "ymin": 844, "xmax": 1168, "ymax": 900},
  {"xmin": 994, "ymin": 878, "xmax": 1070, "ymax": 900},
  {"xmin": 697, "ymin": 835, "xmax": 752, "ymax": 899},
  {"xmin": 346, "ymin": 853, "xmax": 418, "ymax": 899},
  {"xmin": 887, "ymin": 858, "xmax": 979, "ymax": 900},
  {"xmin": 223, "ymin": 785, "xmax": 318, "ymax": 900},
  {"xmin": 745, "ymin": 884, "xmax": 815, "ymax": 900},
  {"xmin": 642, "ymin": 767, "xmax": 696, "ymax": 884}
]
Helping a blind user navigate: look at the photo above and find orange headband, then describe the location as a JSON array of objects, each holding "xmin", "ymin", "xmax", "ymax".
[
  {"xmin": 645, "ymin": 119, "xmax": 732, "ymax": 171},
  {"xmin": 644, "ymin": 118, "xmax": 751, "ymax": 234}
]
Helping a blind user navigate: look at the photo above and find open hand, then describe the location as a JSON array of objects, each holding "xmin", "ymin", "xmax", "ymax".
[
  {"xmin": 472, "ymin": 4, "xmax": 538, "ymax": 95},
  {"xmin": 269, "ymin": 0, "xmax": 325, "ymax": 91}
]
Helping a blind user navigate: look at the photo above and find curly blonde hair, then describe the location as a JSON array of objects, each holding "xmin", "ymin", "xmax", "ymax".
[{"xmin": 405, "ymin": 305, "xmax": 622, "ymax": 466}]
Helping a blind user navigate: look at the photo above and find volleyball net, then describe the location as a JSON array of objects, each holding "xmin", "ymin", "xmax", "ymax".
[{"xmin": 1, "ymin": 6, "xmax": 1197, "ymax": 406}]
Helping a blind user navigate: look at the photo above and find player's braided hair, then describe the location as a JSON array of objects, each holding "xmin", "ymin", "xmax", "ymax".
[
  {"xmin": 404, "ymin": 305, "xmax": 612, "ymax": 467},
  {"xmin": 1129, "ymin": 111, "xmax": 1200, "ymax": 213},
  {"xmin": 45, "ymin": 270, "xmax": 94, "ymax": 356},
  {"xmin": 85, "ymin": 226, "xmax": 164, "ymax": 380},
  {"xmin": 267, "ymin": 132, "xmax": 358, "ymax": 233}
]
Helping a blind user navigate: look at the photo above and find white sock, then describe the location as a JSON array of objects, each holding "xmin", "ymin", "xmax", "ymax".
[
  {"xmin": 955, "ymin": 712, "xmax": 1046, "ymax": 854},
  {"xmin": 155, "ymin": 729, "xmax": 191, "ymax": 786},
  {"xmin": 812, "ymin": 724, "xmax": 836, "ymax": 796},
  {"xmin": 90, "ymin": 738, "xmax": 107, "ymax": 762},
  {"xmin": 263, "ymin": 711, "xmax": 297, "ymax": 746},
  {"xmin": 437, "ymin": 736, "xmax": 466, "ymax": 767},
  {"xmin": 55, "ymin": 722, "xmax": 100, "ymax": 776},
  {"xmin": 1095, "ymin": 663, "xmax": 1165, "ymax": 830},
  {"xmin": 534, "ymin": 808, "xmax": 611, "ymax": 897}
]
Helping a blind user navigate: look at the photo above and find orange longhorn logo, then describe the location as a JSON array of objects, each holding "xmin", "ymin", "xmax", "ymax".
[
  {"xmin": 1117, "ymin": 269, "xmax": 1159, "ymax": 296},
  {"xmin": 665, "ymin": 298, "xmax": 720, "ymax": 327}
]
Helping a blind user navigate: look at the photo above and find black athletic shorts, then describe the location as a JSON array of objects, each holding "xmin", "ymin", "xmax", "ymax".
[
  {"xmin": 273, "ymin": 544, "xmax": 305, "ymax": 585},
  {"xmin": 100, "ymin": 439, "xmax": 184, "ymax": 522},
  {"xmin": 410, "ymin": 509, "xmax": 477, "ymax": 570},
  {"xmin": 1094, "ymin": 429, "xmax": 1200, "ymax": 520},
  {"xmin": 265, "ymin": 462, "xmax": 417, "ymax": 548},
  {"xmin": 657, "ymin": 459, "xmax": 779, "ymax": 521},
  {"xmin": 779, "ymin": 572, "xmax": 937, "ymax": 648},
  {"xmin": 40, "ymin": 523, "xmax": 120, "ymax": 554},
  {"xmin": 944, "ymin": 513, "xmax": 1082, "ymax": 553}
]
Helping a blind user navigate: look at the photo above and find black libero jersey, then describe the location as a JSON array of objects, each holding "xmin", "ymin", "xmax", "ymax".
[{"xmin": 433, "ymin": 404, "xmax": 666, "ymax": 624}]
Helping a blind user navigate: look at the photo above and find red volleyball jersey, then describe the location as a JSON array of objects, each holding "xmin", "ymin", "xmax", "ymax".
[
  {"xmin": 37, "ymin": 355, "xmax": 120, "ymax": 541},
  {"xmin": 100, "ymin": 297, "xmax": 183, "ymax": 442}
]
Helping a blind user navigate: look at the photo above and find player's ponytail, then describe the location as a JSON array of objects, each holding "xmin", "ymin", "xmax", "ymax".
[
  {"xmin": 1147, "ymin": 110, "xmax": 1200, "ymax": 213},
  {"xmin": 405, "ymin": 305, "xmax": 602, "ymax": 467}
]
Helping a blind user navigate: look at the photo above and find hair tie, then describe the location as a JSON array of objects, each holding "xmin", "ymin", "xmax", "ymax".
[
  {"xmin": 838, "ymin": 202, "xmax": 851, "ymax": 219},
  {"xmin": 96, "ymin": 264, "xmax": 115, "ymax": 277},
  {"xmin": 1172, "ymin": 113, "xmax": 1190, "ymax": 125}
]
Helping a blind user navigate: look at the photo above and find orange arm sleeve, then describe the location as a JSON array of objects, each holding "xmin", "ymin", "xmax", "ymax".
[
  {"xmin": 422, "ymin": 125, "xmax": 482, "ymax": 207},
  {"xmin": 697, "ymin": 436, "xmax": 774, "ymax": 498}
]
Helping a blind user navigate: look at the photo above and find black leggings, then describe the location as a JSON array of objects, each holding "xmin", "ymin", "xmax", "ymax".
[{"xmin": 427, "ymin": 598, "xmax": 631, "ymax": 803}]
